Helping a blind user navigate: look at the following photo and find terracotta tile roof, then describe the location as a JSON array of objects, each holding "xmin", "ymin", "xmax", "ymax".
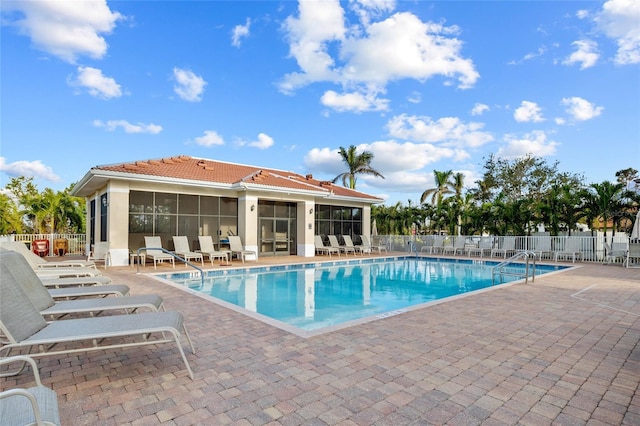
[{"xmin": 93, "ymin": 155, "xmax": 383, "ymax": 202}]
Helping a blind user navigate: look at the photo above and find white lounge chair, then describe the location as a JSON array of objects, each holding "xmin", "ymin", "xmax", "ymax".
[
  {"xmin": 1, "ymin": 251, "xmax": 164, "ymax": 320},
  {"xmin": 466, "ymin": 237, "xmax": 493, "ymax": 258},
  {"xmin": 0, "ymin": 263, "xmax": 196, "ymax": 380},
  {"xmin": 625, "ymin": 242, "xmax": 640, "ymax": 268},
  {"xmin": 603, "ymin": 241, "xmax": 628, "ymax": 265},
  {"xmin": 39, "ymin": 275, "xmax": 112, "ymax": 288},
  {"xmin": 173, "ymin": 236, "xmax": 204, "ymax": 267},
  {"xmin": 198, "ymin": 235, "xmax": 230, "ymax": 265},
  {"xmin": 360, "ymin": 235, "xmax": 388, "ymax": 254},
  {"xmin": 1, "ymin": 244, "xmax": 101, "ymax": 279},
  {"xmin": 442, "ymin": 237, "xmax": 466, "ymax": 256},
  {"xmin": 530, "ymin": 236, "xmax": 552, "ymax": 260},
  {"xmin": 344, "ymin": 235, "xmax": 369, "ymax": 255},
  {"xmin": 554, "ymin": 237, "xmax": 583, "ymax": 263},
  {"xmin": 144, "ymin": 236, "xmax": 175, "ymax": 269},
  {"xmin": 0, "ymin": 356, "xmax": 61, "ymax": 426},
  {"xmin": 491, "ymin": 236, "xmax": 516, "ymax": 259},
  {"xmin": 314, "ymin": 235, "xmax": 340, "ymax": 257},
  {"xmin": 0, "ymin": 241, "xmax": 96, "ymax": 269},
  {"xmin": 87, "ymin": 241, "xmax": 111, "ymax": 268},
  {"xmin": 228, "ymin": 235, "xmax": 256, "ymax": 263},
  {"xmin": 328, "ymin": 235, "xmax": 355, "ymax": 255}
]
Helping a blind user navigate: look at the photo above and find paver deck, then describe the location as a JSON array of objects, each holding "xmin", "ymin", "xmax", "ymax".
[{"xmin": 3, "ymin": 253, "xmax": 639, "ymax": 425}]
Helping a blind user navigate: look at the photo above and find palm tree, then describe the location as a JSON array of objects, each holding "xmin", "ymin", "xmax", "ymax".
[
  {"xmin": 586, "ymin": 181, "xmax": 626, "ymax": 239},
  {"xmin": 420, "ymin": 170, "xmax": 454, "ymax": 206},
  {"xmin": 332, "ymin": 145, "xmax": 384, "ymax": 189}
]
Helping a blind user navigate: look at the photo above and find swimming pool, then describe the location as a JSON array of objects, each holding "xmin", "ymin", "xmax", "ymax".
[{"xmin": 155, "ymin": 257, "xmax": 566, "ymax": 336}]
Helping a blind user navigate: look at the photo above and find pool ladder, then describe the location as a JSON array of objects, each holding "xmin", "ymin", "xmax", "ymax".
[{"xmin": 492, "ymin": 250, "xmax": 537, "ymax": 284}]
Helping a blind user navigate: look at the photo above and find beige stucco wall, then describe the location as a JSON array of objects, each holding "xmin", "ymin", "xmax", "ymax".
[{"xmin": 83, "ymin": 178, "xmax": 375, "ymax": 265}]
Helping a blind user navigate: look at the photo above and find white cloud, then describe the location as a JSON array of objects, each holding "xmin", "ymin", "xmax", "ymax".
[
  {"xmin": 320, "ymin": 90, "xmax": 389, "ymax": 112},
  {"xmin": 576, "ymin": 9, "xmax": 590, "ymax": 19},
  {"xmin": 69, "ymin": 66, "xmax": 122, "ymax": 99},
  {"xmin": 561, "ymin": 97, "xmax": 604, "ymax": 121},
  {"xmin": 3, "ymin": 0, "xmax": 122, "ymax": 63},
  {"xmin": 563, "ymin": 40, "xmax": 599, "ymax": 69},
  {"xmin": 595, "ymin": 0, "xmax": 640, "ymax": 65},
  {"xmin": 93, "ymin": 120, "xmax": 162, "ymax": 134},
  {"xmin": 471, "ymin": 103, "xmax": 489, "ymax": 116},
  {"xmin": 349, "ymin": 0, "xmax": 396, "ymax": 26},
  {"xmin": 242, "ymin": 133, "xmax": 274, "ymax": 149},
  {"xmin": 496, "ymin": 131, "xmax": 559, "ymax": 159},
  {"xmin": 407, "ymin": 91, "xmax": 421, "ymax": 104},
  {"xmin": 0, "ymin": 157, "xmax": 60, "ymax": 182},
  {"xmin": 173, "ymin": 68, "xmax": 207, "ymax": 102},
  {"xmin": 231, "ymin": 18, "xmax": 251, "ymax": 47},
  {"xmin": 279, "ymin": 2, "xmax": 479, "ymax": 112},
  {"xmin": 514, "ymin": 101, "xmax": 545, "ymax": 123},
  {"xmin": 279, "ymin": 0, "xmax": 346, "ymax": 93},
  {"xmin": 340, "ymin": 12, "xmax": 478, "ymax": 88},
  {"xmin": 386, "ymin": 114, "xmax": 494, "ymax": 148},
  {"xmin": 509, "ymin": 46, "xmax": 547, "ymax": 65},
  {"xmin": 193, "ymin": 130, "xmax": 225, "ymax": 147}
]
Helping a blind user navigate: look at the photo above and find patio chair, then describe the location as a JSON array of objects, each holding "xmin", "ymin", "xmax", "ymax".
[
  {"xmin": 1, "ymin": 251, "xmax": 163, "ymax": 320},
  {"xmin": 530, "ymin": 236, "xmax": 552, "ymax": 260},
  {"xmin": 442, "ymin": 237, "xmax": 466, "ymax": 256},
  {"xmin": 228, "ymin": 235, "xmax": 257, "ymax": 263},
  {"xmin": 144, "ymin": 236, "xmax": 175, "ymax": 269},
  {"xmin": 0, "ymin": 265, "xmax": 196, "ymax": 380},
  {"xmin": 343, "ymin": 235, "xmax": 368, "ymax": 255},
  {"xmin": 554, "ymin": 237, "xmax": 583, "ymax": 263},
  {"xmin": 491, "ymin": 236, "xmax": 516, "ymax": 259},
  {"xmin": 314, "ymin": 235, "xmax": 340, "ymax": 257},
  {"xmin": 0, "ymin": 245, "xmax": 102, "ymax": 279},
  {"xmin": 0, "ymin": 241, "xmax": 96, "ymax": 269},
  {"xmin": 198, "ymin": 235, "xmax": 230, "ymax": 265},
  {"xmin": 359, "ymin": 235, "xmax": 388, "ymax": 254},
  {"xmin": 345, "ymin": 235, "xmax": 370, "ymax": 255},
  {"xmin": 466, "ymin": 237, "xmax": 493, "ymax": 258},
  {"xmin": 625, "ymin": 242, "xmax": 640, "ymax": 268},
  {"xmin": 87, "ymin": 241, "xmax": 111, "ymax": 268},
  {"xmin": 603, "ymin": 241, "xmax": 628, "ymax": 265},
  {"xmin": 172, "ymin": 236, "xmax": 204, "ymax": 267},
  {"xmin": 47, "ymin": 284, "xmax": 131, "ymax": 300},
  {"xmin": 328, "ymin": 235, "xmax": 355, "ymax": 256},
  {"xmin": 0, "ymin": 356, "xmax": 61, "ymax": 426},
  {"xmin": 39, "ymin": 275, "xmax": 113, "ymax": 288}
]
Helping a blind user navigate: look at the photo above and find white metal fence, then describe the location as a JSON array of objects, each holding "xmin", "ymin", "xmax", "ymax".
[
  {"xmin": 372, "ymin": 232, "xmax": 630, "ymax": 264},
  {"xmin": 0, "ymin": 234, "xmax": 88, "ymax": 257}
]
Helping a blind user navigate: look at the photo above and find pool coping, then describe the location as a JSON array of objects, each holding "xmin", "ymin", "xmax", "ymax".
[{"xmin": 145, "ymin": 256, "xmax": 575, "ymax": 338}]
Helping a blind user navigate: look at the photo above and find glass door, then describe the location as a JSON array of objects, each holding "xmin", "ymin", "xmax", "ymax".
[
  {"xmin": 260, "ymin": 218, "xmax": 275, "ymax": 254},
  {"xmin": 275, "ymin": 219, "xmax": 289, "ymax": 255},
  {"xmin": 258, "ymin": 201, "xmax": 297, "ymax": 256}
]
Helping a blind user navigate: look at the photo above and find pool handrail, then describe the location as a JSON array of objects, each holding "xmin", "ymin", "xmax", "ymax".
[
  {"xmin": 492, "ymin": 250, "xmax": 537, "ymax": 284},
  {"xmin": 137, "ymin": 247, "xmax": 204, "ymax": 286}
]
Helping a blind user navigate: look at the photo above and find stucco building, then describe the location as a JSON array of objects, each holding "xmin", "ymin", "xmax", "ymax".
[{"xmin": 71, "ymin": 155, "xmax": 383, "ymax": 266}]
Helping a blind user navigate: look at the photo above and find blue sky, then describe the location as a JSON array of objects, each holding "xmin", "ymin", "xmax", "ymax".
[{"xmin": 1, "ymin": 0, "xmax": 639, "ymax": 205}]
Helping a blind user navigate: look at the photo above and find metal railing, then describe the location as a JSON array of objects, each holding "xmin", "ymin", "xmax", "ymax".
[
  {"xmin": 137, "ymin": 247, "xmax": 204, "ymax": 287},
  {"xmin": 376, "ymin": 232, "xmax": 629, "ymax": 264},
  {"xmin": 492, "ymin": 251, "xmax": 537, "ymax": 284}
]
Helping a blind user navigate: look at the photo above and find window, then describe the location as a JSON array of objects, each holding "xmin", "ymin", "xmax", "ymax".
[
  {"xmin": 128, "ymin": 191, "xmax": 238, "ymax": 251},
  {"xmin": 315, "ymin": 204, "xmax": 363, "ymax": 243}
]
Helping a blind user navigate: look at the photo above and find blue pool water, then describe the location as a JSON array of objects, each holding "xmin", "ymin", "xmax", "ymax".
[{"xmin": 157, "ymin": 257, "xmax": 565, "ymax": 333}]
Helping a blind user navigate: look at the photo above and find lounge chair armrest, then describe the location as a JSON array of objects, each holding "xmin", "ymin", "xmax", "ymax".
[{"xmin": 0, "ymin": 355, "xmax": 42, "ymax": 385}]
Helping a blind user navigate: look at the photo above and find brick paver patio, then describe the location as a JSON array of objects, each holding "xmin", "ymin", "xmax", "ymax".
[{"xmin": 3, "ymin": 254, "xmax": 639, "ymax": 425}]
